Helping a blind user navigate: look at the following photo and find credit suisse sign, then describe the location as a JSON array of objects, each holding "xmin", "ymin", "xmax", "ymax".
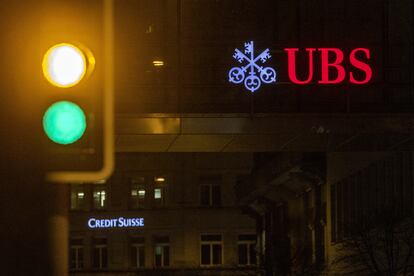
[
  {"xmin": 229, "ymin": 41, "xmax": 373, "ymax": 92},
  {"xmin": 88, "ymin": 217, "xmax": 144, "ymax": 229}
]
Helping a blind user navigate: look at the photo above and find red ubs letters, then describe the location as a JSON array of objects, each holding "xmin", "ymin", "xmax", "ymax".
[{"xmin": 284, "ymin": 48, "xmax": 373, "ymax": 84}]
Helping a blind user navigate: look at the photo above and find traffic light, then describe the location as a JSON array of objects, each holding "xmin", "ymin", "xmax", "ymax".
[
  {"xmin": 40, "ymin": 0, "xmax": 114, "ymax": 183},
  {"xmin": 3, "ymin": 0, "xmax": 115, "ymax": 183}
]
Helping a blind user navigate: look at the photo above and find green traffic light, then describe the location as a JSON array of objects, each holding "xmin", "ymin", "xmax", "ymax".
[{"xmin": 43, "ymin": 101, "xmax": 87, "ymax": 145}]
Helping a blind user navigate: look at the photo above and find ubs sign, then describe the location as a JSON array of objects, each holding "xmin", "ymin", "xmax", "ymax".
[{"xmin": 229, "ymin": 41, "xmax": 373, "ymax": 92}]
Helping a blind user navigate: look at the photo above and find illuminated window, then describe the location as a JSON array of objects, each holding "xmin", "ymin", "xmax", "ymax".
[
  {"xmin": 70, "ymin": 238, "xmax": 84, "ymax": 270},
  {"xmin": 93, "ymin": 186, "xmax": 106, "ymax": 209},
  {"xmin": 153, "ymin": 187, "xmax": 165, "ymax": 208},
  {"xmin": 130, "ymin": 177, "xmax": 146, "ymax": 209},
  {"xmin": 92, "ymin": 237, "xmax": 107, "ymax": 269},
  {"xmin": 154, "ymin": 188, "xmax": 162, "ymax": 199},
  {"xmin": 200, "ymin": 234, "xmax": 222, "ymax": 266},
  {"xmin": 238, "ymin": 234, "xmax": 256, "ymax": 266},
  {"xmin": 154, "ymin": 176, "xmax": 165, "ymax": 183},
  {"xmin": 200, "ymin": 176, "xmax": 221, "ymax": 207},
  {"xmin": 154, "ymin": 236, "xmax": 169, "ymax": 267},
  {"xmin": 70, "ymin": 185, "xmax": 86, "ymax": 210},
  {"xmin": 130, "ymin": 237, "xmax": 145, "ymax": 268},
  {"xmin": 153, "ymin": 176, "xmax": 166, "ymax": 208}
]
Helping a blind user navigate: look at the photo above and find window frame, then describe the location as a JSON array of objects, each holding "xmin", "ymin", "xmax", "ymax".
[
  {"xmin": 92, "ymin": 237, "xmax": 108, "ymax": 269},
  {"xmin": 200, "ymin": 234, "xmax": 223, "ymax": 267},
  {"xmin": 199, "ymin": 175, "xmax": 222, "ymax": 207},
  {"xmin": 237, "ymin": 234, "xmax": 257, "ymax": 266},
  {"xmin": 154, "ymin": 243, "xmax": 170, "ymax": 267},
  {"xmin": 70, "ymin": 185, "xmax": 86, "ymax": 211},
  {"xmin": 69, "ymin": 237, "xmax": 84, "ymax": 270},
  {"xmin": 129, "ymin": 176, "xmax": 146, "ymax": 210},
  {"xmin": 92, "ymin": 186, "xmax": 107, "ymax": 210},
  {"xmin": 130, "ymin": 236, "xmax": 145, "ymax": 268}
]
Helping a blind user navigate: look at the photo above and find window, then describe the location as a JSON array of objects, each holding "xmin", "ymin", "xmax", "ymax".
[
  {"xmin": 70, "ymin": 238, "xmax": 84, "ymax": 269},
  {"xmin": 154, "ymin": 236, "xmax": 169, "ymax": 267},
  {"xmin": 330, "ymin": 152, "xmax": 414, "ymax": 241},
  {"xmin": 153, "ymin": 187, "xmax": 165, "ymax": 207},
  {"xmin": 70, "ymin": 186, "xmax": 86, "ymax": 210},
  {"xmin": 130, "ymin": 237, "xmax": 145, "ymax": 268},
  {"xmin": 153, "ymin": 176, "xmax": 166, "ymax": 208},
  {"xmin": 154, "ymin": 176, "xmax": 166, "ymax": 183},
  {"xmin": 200, "ymin": 234, "xmax": 222, "ymax": 266},
  {"xmin": 92, "ymin": 237, "xmax": 107, "ymax": 269},
  {"xmin": 93, "ymin": 186, "xmax": 106, "ymax": 209},
  {"xmin": 130, "ymin": 177, "xmax": 146, "ymax": 209},
  {"xmin": 238, "ymin": 234, "xmax": 256, "ymax": 266},
  {"xmin": 200, "ymin": 176, "xmax": 221, "ymax": 207}
]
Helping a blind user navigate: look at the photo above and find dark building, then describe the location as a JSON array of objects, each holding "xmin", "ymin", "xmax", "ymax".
[
  {"xmin": 69, "ymin": 153, "xmax": 257, "ymax": 275},
  {"xmin": 58, "ymin": 0, "xmax": 413, "ymax": 275}
]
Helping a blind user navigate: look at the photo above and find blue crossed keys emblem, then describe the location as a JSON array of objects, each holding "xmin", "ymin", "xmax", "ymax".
[{"xmin": 229, "ymin": 41, "xmax": 277, "ymax": 92}]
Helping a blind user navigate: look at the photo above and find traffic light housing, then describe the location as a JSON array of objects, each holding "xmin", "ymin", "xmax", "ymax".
[
  {"xmin": 2, "ymin": 0, "xmax": 114, "ymax": 183},
  {"xmin": 43, "ymin": 0, "xmax": 114, "ymax": 183}
]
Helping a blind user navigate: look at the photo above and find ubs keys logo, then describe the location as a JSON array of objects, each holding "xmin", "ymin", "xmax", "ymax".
[{"xmin": 229, "ymin": 41, "xmax": 277, "ymax": 93}]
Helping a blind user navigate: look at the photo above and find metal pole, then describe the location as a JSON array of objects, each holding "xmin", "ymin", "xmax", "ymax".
[{"xmin": 48, "ymin": 183, "xmax": 69, "ymax": 276}]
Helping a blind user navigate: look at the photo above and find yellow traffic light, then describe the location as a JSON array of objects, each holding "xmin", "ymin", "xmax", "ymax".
[{"xmin": 42, "ymin": 43, "xmax": 95, "ymax": 88}]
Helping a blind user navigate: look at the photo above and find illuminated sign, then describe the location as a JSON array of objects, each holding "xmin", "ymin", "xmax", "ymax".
[
  {"xmin": 285, "ymin": 48, "xmax": 372, "ymax": 84},
  {"xmin": 229, "ymin": 41, "xmax": 277, "ymax": 92},
  {"xmin": 87, "ymin": 217, "xmax": 144, "ymax": 229},
  {"xmin": 229, "ymin": 42, "xmax": 373, "ymax": 92}
]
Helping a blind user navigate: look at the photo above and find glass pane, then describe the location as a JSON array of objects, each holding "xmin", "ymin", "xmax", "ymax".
[
  {"xmin": 238, "ymin": 244, "xmax": 247, "ymax": 265},
  {"xmin": 154, "ymin": 176, "xmax": 166, "ymax": 183},
  {"xmin": 201, "ymin": 244, "xmax": 211, "ymax": 265},
  {"xmin": 155, "ymin": 245, "xmax": 162, "ymax": 255},
  {"xmin": 212, "ymin": 244, "xmax": 222, "ymax": 265},
  {"xmin": 130, "ymin": 247, "xmax": 137, "ymax": 267},
  {"xmin": 139, "ymin": 247, "xmax": 145, "ymax": 267},
  {"xmin": 101, "ymin": 248, "xmax": 108, "ymax": 268},
  {"xmin": 93, "ymin": 188, "xmax": 106, "ymax": 209},
  {"xmin": 200, "ymin": 185, "xmax": 210, "ymax": 205},
  {"xmin": 138, "ymin": 189, "xmax": 146, "ymax": 199},
  {"xmin": 155, "ymin": 253, "xmax": 162, "ymax": 267},
  {"xmin": 70, "ymin": 191, "xmax": 77, "ymax": 209},
  {"xmin": 78, "ymin": 248, "xmax": 84, "ymax": 268},
  {"xmin": 92, "ymin": 248, "xmax": 100, "ymax": 268},
  {"xmin": 70, "ymin": 248, "xmax": 77, "ymax": 269},
  {"xmin": 212, "ymin": 185, "xmax": 221, "ymax": 206},
  {"xmin": 154, "ymin": 188, "xmax": 162, "ymax": 199},
  {"xmin": 71, "ymin": 187, "xmax": 85, "ymax": 210},
  {"xmin": 163, "ymin": 246, "xmax": 169, "ymax": 266},
  {"xmin": 249, "ymin": 244, "xmax": 256, "ymax": 265}
]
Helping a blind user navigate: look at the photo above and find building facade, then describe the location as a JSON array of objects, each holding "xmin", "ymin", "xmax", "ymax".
[
  {"xmin": 235, "ymin": 151, "xmax": 414, "ymax": 275},
  {"xmin": 69, "ymin": 153, "xmax": 257, "ymax": 275}
]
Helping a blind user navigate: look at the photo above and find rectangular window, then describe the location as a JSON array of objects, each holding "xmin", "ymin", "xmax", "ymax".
[
  {"xmin": 238, "ymin": 234, "xmax": 256, "ymax": 266},
  {"xmin": 200, "ymin": 234, "xmax": 222, "ymax": 266},
  {"xmin": 154, "ymin": 176, "xmax": 166, "ymax": 183},
  {"xmin": 70, "ymin": 186, "xmax": 86, "ymax": 210},
  {"xmin": 200, "ymin": 176, "xmax": 222, "ymax": 207},
  {"xmin": 70, "ymin": 238, "xmax": 84, "ymax": 269},
  {"xmin": 93, "ymin": 186, "xmax": 106, "ymax": 210},
  {"xmin": 130, "ymin": 237, "xmax": 145, "ymax": 268},
  {"xmin": 153, "ymin": 187, "xmax": 165, "ymax": 207},
  {"xmin": 130, "ymin": 177, "xmax": 146, "ymax": 209},
  {"xmin": 154, "ymin": 236, "xmax": 169, "ymax": 267},
  {"xmin": 92, "ymin": 237, "xmax": 108, "ymax": 269},
  {"xmin": 153, "ymin": 176, "xmax": 167, "ymax": 208}
]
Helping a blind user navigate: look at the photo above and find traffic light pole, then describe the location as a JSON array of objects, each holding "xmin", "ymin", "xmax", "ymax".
[{"xmin": 48, "ymin": 183, "xmax": 69, "ymax": 276}]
